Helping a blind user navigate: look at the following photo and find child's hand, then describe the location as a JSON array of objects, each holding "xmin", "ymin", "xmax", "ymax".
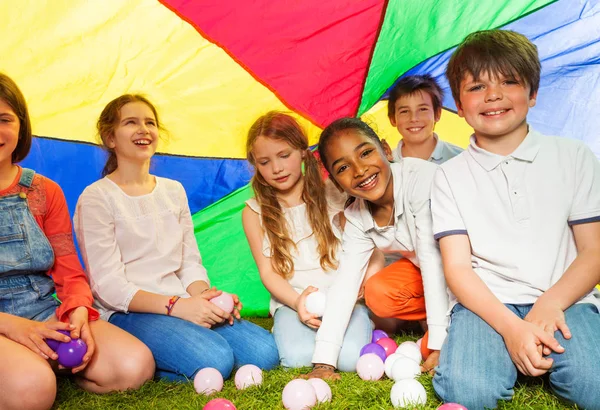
[
  {"xmin": 227, "ymin": 293, "xmax": 243, "ymax": 325},
  {"xmin": 173, "ymin": 290, "xmax": 230, "ymax": 328},
  {"xmin": 501, "ymin": 318, "xmax": 564, "ymax": 376},
  {"xmin": 298, "ymin": 364, "xmax": 341, "ymax": 380},
  {"xmin": 5, "ymin": 315, "xmax": 73, "ymax": 361},
  {"xmin": 524, "ymin": 298, "xmax": 571, "ymax": 355},
  {"xmin": 295, "ymin": 286, "xmax": 322, "ymax": 329},
  {"xmin": 421, "ymin": 350, "xmax": 440, "ymax": 375},
  {"xmin": 64, "ymin": 306, "xmax": 95, "ymax": 373}
]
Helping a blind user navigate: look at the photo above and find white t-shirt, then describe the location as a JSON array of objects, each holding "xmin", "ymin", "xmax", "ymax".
[
  {"xmin": 431, "ymin": 128, "xmax": 600, "ymax": 309},
  {"xmin": 313, "ymin": 160, "xmax": 449, "ymax": 366},
  {"xmin": 245, "ymin": 198, "xmax": 342, "ymax": 315},
  {"xmin": 74, "ymin": 177, "xmax": 210, "ymax": 320}
]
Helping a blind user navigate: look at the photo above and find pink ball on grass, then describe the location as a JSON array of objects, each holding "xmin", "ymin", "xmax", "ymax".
[
  {"xmin": 210, "ymin": 293, "xmax": 235, "ymax": 313},
  {"xmin": 359, "ymin": 342, "xmax": 387, "ymax": 363},
  {"xmin": 437, "ymin": 404, "xmax": 468, "ymax": 410},
  {"xmin": 282, "ymin": 379, "xmax": 317, "ymax": 410},
  {"xmin": 307, "ymin": 378, "xmax": 332, "ymax": 403},
  {"xmin": 356, "ymin": 353, "xmax": 385, "ymax": 381},
  {"xmin": 371, "ymin": 329, "xmax": 388, "ymax": 343},
  {"xmin": 203, "ymin": 398, "xmax": 236, "ymax": 410},
  {"xmin": 376, "ymin": 337, "xmax": 398, "ymax": 357},
  {"xmin": 234, "ymin": 364, "xmax": 263, "ymax": 389},
  {"xmin": 194, "ymin": 368, "xmax": 223, "ymax": 395}
]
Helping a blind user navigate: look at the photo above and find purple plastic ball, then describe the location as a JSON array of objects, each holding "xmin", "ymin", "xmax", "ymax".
[
  {"xmin": 371, "ymin": 329, "xmax": 389, "ymax": 343},
  {"xmin": 359, "ymin": 343, "xmax": 387, "ymax": 363},
  {"xmin": 46, "ymin": 329, "xmax": 70, "ymax": 352},
  {"xmin": 56, "ymin": 338, "xmax": 87, "ymax": 368}
]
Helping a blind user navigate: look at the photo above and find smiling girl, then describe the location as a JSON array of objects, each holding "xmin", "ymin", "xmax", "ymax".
[
  {"xmin": 74, "ymin": 95, "xmax": 278, "ymax": 381},
  {"xmin": 306, "ymin": 117, "xmax": 449, "ymax": 379}
]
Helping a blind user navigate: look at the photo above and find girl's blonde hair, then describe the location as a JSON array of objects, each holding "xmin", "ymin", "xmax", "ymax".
[{"xmin": 247, "ymin": 112, "xmax": 338, "ymax": 279}]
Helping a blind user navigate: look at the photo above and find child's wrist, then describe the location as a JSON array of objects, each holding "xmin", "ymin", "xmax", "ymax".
[
  {"xmin": 313, "ymin": 363, "xmax": 335, "ymax": 371},
  {"xmin": 165, "ymin": 296, "xmax": 181, "ymax": 316}
]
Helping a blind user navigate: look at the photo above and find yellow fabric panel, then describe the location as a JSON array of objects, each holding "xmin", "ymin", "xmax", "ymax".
[
  {"xmin": 362, "ymin": 100, "xmax": 473, "ymax": 149},
  {"xmin": 0, "ymin": 0, "xmax": 321, "ymax": 159}
]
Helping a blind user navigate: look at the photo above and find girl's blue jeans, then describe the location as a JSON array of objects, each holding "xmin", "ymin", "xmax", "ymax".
[{"xmin": 434, "ymin": 303, "xmax": 600, "ymax": 410}]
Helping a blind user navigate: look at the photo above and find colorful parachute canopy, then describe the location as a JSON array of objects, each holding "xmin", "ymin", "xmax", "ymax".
[{"xmin": 2, "ymin": 0, "xmax": 598, "ymax": 315}]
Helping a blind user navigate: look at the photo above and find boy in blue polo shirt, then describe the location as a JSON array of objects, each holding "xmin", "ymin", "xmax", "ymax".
[{"xmin": 431, "ymin": 30, "xmax": 600, "ymax": 409}]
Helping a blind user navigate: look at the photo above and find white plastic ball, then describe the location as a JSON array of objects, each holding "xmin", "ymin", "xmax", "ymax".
[
  {"xmin": 390, "ymin": 379, "xmax": 427, "ymax": 407},
  {"xmin": 356, "ymin": 353, "xmax": 385, "ymax": 381},
  {"xmin": 384, "ymin": 353, "xmax": 403, "ymax": 379},
  {"xmin": 391, "ymin": 356, "xmax": 421, "ymax": 381},
  {"xmin": 305, "ymin": 291, "xmax": 327, "ymax": 317},
  {"xmin": 282, "ymin": 379, "xmax": 317, "ymax": 410},
  {"xmin": 395, "ymin": 341, "xmax": 422, "ymax": 364},
  {"xmin": 307, "ymin": 378, "xmax": 332, "ymax": 403}
]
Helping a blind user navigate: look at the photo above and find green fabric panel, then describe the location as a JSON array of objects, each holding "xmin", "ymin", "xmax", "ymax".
[
  {"xmin": 358, "ymin": 0, "xmax": 555, "ymax": 114},
  {"xmin": 192, "ymin": 185, "xmax": 271, "ymax": 317}
]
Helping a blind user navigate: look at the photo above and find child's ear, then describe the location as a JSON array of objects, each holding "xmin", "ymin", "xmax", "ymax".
[
  {"xmin": 388, "ymin": 115, "xmax": 396, "ymax": 127},
  {"xmin": 104, "ymin": 133, "xmax": 116, "ymax": 149},
  {"xmin": 528, "ymin": 91, "xmax": 538, "ymax": 108},
  {"xmin": 434, "ymin": 107, "xmax": 442, "ymax": 123},
  {"xmin": 380, "ymin": 139, "xmax": 394, "ymax": 162},
  {"xmin": 455, "ymin": 100, "xmax": 465, "ymax": 118}
]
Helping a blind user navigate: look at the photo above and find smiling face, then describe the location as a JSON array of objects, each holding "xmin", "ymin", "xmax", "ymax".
[
  {"xmin": 252, "ymin": 135, "xmax": 305, "ymax": 194},
  {"xmin": 0, "ymin": 98, "xmax": 19, "ymax": 169},
  {"xmin": 106, "ymin": 101, "xmax": 159, "ymax": 164},
  {"xmin": 390, "ymin": 90, "xmax": 440, "ymax": 145},
  {"xmin": 324, "ymin": 129, "xmax": 392, "ymax": 205},
  {"xmin": 457, "ymin": 71, "xmax": 536, "ymax": 142}
]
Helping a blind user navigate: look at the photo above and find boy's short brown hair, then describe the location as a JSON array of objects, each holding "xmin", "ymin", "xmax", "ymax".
[
  {"xmin": 387, "ymin": 74, "xmax": 444, "ymax": 119},
  {"xmin": 446, "ymin": 30, "xmax": 540, "ymax": 103}
]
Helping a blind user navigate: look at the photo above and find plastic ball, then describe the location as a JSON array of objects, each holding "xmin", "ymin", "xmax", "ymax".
[
  {"xmin": 307, "ymin": 378, "xmax": 332, "ymax": 403},
  {"xmin": 384, "ymin": 353, "xmax": 403, "ymax": 379},
  {"xmin": 282, "ymin": 379, "xmax": 317, "ymax": 410},
  {"xmin": 371, "ymin": 329, "xmax": 389, "ymax": 343},
  {"xmin": 416, "ymin": 337, "xmax": 423, "ymax": 349},
  {"xmin": 359, "ymin": 342, "xmax": 387, "ymax": 363},
  {"xmin": 234, "ymin": 364, "xmax": 263, "ymax": 389},
  {"xmin": 356, "ymin": 353, "xmax": 385, "ymax": 381},
  {"xmin": 56, "ymin": 337, "xmax": 87, "ymax": 368},
  {"xmin": 210, "ymin": 293, "xmax": 235, "ymax": 313},
  {"xmin": 304, "ymin": 291, "xmax": 327, "ymax": 317},
  {"xmin": 390, "ymin": 379, "xmax": 427, "ymax": 407},
  {"xmin": 376, "ymin": 337, "xmax": 398, "ymax": 357},
  {"xmin": 437, "ymin": 404, "xmax": 468, "ymax": 410},
  {"xmin": 203, "ymin": 398, "xmax": 237, "ymax": 410},
  {"xmin": 395, "ymin": 341, "xmax": 422, "ymax": 364},
  {"xmin": 46, "ymin": 329, "xmax": 70, "ymax": 352},
  {"xmin": 194, "ymin": 367, "xmax": 224, "ymax": 395},
  {"xmin": 391, "ymin": 356, "xmax": 421, "ymax": 381}
]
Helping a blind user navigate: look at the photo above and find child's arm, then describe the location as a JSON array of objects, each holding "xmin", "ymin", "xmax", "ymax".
[
  {"xmin": 242, "ymin": 206, "xmax": 321, "ymax": 327},
  {"xmin": 433, "ymin": 170, "xmax": 563, "ymax": 377},
  {"xmin": 525, "ymin": 145, "xmax": 600, "ymax": 339}
]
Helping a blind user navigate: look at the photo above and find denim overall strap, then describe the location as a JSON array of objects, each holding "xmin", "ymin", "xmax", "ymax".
[{"xmin": 18, "ymin": 168, "xmax": 35, "ymax": 188}]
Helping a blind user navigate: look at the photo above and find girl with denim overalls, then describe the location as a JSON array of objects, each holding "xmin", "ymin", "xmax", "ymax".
[{"xmin": 0, "ymin": 73, "xmax": 154, "ymax": 410}]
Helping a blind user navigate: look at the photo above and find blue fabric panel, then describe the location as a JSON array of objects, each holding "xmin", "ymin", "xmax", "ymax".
[
  {"xmin": 382, "ymin": 0, "xmax": 600, "ymax": 158},
  {"xmin": 20, "ymin": 137, "xmax": 253, "ymax": 216}
]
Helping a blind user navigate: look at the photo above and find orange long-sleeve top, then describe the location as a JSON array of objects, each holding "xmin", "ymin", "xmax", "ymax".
[{"xmin": 0, "ymin": 167, "xmax": 99, "ymax": 322}]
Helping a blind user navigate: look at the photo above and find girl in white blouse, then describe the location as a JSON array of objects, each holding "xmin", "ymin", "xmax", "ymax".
[
  {"xmin": 242, "ymin": 112, "xmax": 375, "ymax": 372},
  {"xmin": 74, "ymin": 95, "xmax": 278, "ymax": 381}
]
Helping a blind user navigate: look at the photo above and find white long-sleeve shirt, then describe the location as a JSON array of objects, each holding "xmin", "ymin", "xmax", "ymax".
[
  {"xmin": 73, "ymin": 176, "xmax": 209, "ymax": 321},
  {"xmin": 313, "ymin": 159, "xmax": 449, "ymax": 366}
]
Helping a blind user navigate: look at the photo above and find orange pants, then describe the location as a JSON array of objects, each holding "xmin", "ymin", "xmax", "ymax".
[{"xmin": 364, "ymin": 257, "xmax": 432, "ymax": 359}]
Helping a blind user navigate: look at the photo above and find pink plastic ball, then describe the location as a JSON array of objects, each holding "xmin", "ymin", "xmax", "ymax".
[
  {"xmin": 437, "ymin": 404, "xmax": 468, "ymax": 410},
  {"xmin": 356, "ymin": 353, "xmax": 385, "ymax": 381},
  {"xmin": 210, "ymin": 293, "xmax": 235, "ymax": 313},
  {"xmin": 234, "ymin": 364, "xmax": 263, "ymax": 389},
  {"xmin": 416, "ymin": 337, "xmax": 423, "ymax": 349},
  {"xmin": 203, "ymin": 398, "xmax": 236, "ymax": 410},
  {"xmin": 307, "ymin": 378, "xmax": 332, "ymax": 403},
  {"xmin": 376, "ymin": 337, "xmax": 398, "ymax": 357},
  {"xmin": 194, "ymin": 368, "xmax": 224, "ymax": 395},
  {"xmin": 282, "ymin": 379, "xmax": 317, "ymax": 410}
]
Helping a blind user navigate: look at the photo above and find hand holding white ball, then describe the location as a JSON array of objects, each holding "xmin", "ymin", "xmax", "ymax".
[{"xmin": 304, "ymin": 291, "xmax": 327, "ymax": 317}]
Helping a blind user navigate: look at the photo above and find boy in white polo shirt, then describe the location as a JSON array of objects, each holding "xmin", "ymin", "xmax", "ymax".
[{"xmin": 431, "ymin": 30, "xmax": 600, "ymax": 410}]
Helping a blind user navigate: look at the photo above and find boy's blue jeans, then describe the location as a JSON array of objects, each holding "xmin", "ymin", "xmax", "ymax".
[
  {"xmin": 434, "ymin": 303, "xmax": 600, "ymax": 410},
  {"xmin": 109, "ymin": 312, "xmax": 279, "ymax": 381},
  {"xmin": 273, "ymin": 304, "xmax": 372, "ymax": 372}
]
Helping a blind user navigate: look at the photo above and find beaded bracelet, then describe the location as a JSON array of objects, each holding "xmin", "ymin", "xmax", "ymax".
[
  {"xmin": 313, "ymin": 364, "xmax": 335, "ymax": 371},
  {"xmin": 165, "ymin": 296, "xmax": 181, "ymax": 316}
]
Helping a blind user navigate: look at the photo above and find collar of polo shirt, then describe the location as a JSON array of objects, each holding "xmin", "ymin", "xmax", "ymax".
[{"xmin": 468, "ymin": 127, "xmax": 542, "ymax": 171}]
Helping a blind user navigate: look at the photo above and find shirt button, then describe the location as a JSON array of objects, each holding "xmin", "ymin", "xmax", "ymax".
[{"xmin": 19, "ymin": 192, "xmax": 27, "ymax": 199}]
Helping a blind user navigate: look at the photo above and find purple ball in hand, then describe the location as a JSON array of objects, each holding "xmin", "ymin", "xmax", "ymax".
[
  {"xmin": 359, "ymin": 343, "xmax": 387, "ymax": 363},
  {"xmin": 371, "ymin": 329, "xmax": 389, "ymax": 343},
  {"xmin": 46, "ymin": 329, "xmax": 70, "ymax": 352},
  {"xmin": 56, "ymin": 338, "xmax": 87, "ymax": 368}
]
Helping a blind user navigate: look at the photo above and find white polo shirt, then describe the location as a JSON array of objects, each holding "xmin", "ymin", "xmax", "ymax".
[
  {"xmin": 313, "ymin": 160, "xmax": 449, "ymax": 366},
  {"xmin": 431, "ymin": 128, "xmax": 600, "ymax": 309},
  {"xmin": 393, "ymin": 133, "xmax": 463, "ymax": 165}
]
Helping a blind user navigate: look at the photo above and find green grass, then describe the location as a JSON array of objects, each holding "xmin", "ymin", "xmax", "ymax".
[{"xmin": 52, "ymin": 318, "xmax": 577, "ymax": 410}]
